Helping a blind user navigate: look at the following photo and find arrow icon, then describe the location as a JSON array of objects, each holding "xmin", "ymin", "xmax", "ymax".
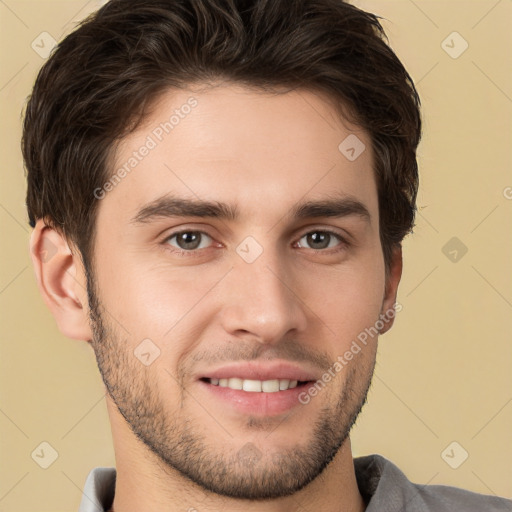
[
  {"xmin": 236, "ymin": 236, "xmax": 263, "ymax": 263},
  {"xmin": 31, "ymin": 31, "xmax": 58, "ymax": 59},
  {"xmin": 31, "ymin": 441, "xmax": 59, "ymax": 468},
  {"xmin": 442, "ymin": 237, "xmax": 468, "ymax": 263},
  {"xmin": 338, "ymin": 134, "xmax": 365, "ymax": 161},
  {"xmin": 134, "ymin": 339, "xmax": 161, "ymax": 365},
  {"xmin": 441, "ymin": 31, "xmax": 468, "ymax": 59},
  {"xmin": 441, "ymin": 441, "xmax": 468, "ymax": 469},
  {"xmin": 34, "ymin": 238, "xmax": 57, "ymax": 262}
]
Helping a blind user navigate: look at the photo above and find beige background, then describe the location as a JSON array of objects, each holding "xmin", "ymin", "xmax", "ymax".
[{"xmin": 1, "ymin": 0, "xmax": 511, "ymax": 510}]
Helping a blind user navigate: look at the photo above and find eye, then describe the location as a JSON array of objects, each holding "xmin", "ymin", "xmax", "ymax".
[
  {"xmin": 297, "ymin": 230, "xmax": 346, "ymax": 251},
  {"xmin": 165, "ymin": 231, "xmax": 213, "ymax": 251}
]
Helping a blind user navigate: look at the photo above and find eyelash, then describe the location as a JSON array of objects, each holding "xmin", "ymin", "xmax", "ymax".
[{"xmin": 161, "ymin": 229, "xmax": 350, "ymax": 257}]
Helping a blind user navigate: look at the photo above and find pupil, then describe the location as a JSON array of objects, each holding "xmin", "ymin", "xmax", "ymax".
[
  {"xmin": 178, "ymin": 232, "xmax": 200, "ymax": 250},
  {"xmin": 308, "ymin": 232, "xmax": 329, "ymax": 249}
]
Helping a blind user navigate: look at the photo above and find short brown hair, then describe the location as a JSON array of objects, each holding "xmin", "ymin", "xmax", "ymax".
[{"xmin": 22, "ymin": 0, "xmax": 421, "ymax": 274}]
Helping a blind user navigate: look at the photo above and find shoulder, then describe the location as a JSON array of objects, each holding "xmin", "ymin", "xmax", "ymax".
[
  {"xmin": 354, "ymin": 454, "xmax": 512, "ymax": 512},
  {"xmin": 415, "ymin": 482, "xmax": 512, "ymax": 511},
  {"xmin": 78, "ymin": 467, "xmax": 116, "ymax": 512}
]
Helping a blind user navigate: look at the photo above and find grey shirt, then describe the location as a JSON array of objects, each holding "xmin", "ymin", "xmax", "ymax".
[{"xmin": 78, "ymin": 454, "xmax": 512, "ymax": 511}]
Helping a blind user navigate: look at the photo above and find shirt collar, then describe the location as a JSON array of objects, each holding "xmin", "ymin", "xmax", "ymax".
[
  {"xmin": 77, "ymin": 454, "xmax": 429, "ymax": 512},
  {"xmin": 354, "ymin": 454, "xmax": 430, "ymax": 511},
  {"xmin": 78, "ymin": 466, "xmax": 115, "ymax": 512}
]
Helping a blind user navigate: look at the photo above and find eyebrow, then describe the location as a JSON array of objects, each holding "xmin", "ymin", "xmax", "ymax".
[{"xmin": 130, "ymin": 193, "xmax": 371, "ymax": 225}]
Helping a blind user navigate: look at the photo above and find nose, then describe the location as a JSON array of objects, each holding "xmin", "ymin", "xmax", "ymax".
[{"xmin": 218, "ymin": 246, "xmax": 308, "ymax": 345}]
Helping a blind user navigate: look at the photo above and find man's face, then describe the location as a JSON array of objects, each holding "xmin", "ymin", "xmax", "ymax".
[{"xmin": 87, "ymin": 83, "xmax": 398, "ymax": 499}]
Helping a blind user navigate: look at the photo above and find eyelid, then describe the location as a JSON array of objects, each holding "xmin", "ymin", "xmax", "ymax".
[
  {"xmin": 296, "ymin": 224, "xmax": 352, "ymax": 243},
  {"xmin": 162, "ymin": 229, "xmax": 217, "ymax": 252},
  {"xmin": 295, "ymin": 228, "xmax": 349, "ymax": 250},
  {"xmin": 160, "ymin": 225, "xmax": 352, "ymax": 256}
]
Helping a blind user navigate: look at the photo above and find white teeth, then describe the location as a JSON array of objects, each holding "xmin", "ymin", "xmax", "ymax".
[
  {"xmin": 208, "ymin": 378, "xmax": 303, "ymax": 392},
  {"xmin": 261, "ymin": 379, "xmax": 280, "ymax": 393},
  {"xmin": 243, "ymin": 379, "xmax": 262, "ymax": 392},
  {"xmin": 228, "ymin": 377, "xmax": 243, "ymax": 390}
]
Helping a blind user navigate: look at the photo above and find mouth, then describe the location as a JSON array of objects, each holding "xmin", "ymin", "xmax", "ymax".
[
  {"xmin": 197, "ymin": 377, "xmax": 316, "ymax": 417},
  {"xmin": 195, "ymin": 361, "xmax": 320, "ymax": 416}
]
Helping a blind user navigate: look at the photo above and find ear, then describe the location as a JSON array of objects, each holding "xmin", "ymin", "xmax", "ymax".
[
  {"xmin": 29, "ymin": 219, "xmax": 93, "ymax": 342},
  {"xmin": 379, "ymin": 245, "xmax": 403, "ymax": 336}
]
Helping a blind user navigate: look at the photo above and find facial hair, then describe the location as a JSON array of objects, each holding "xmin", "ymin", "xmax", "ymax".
[{"xmin": 85, "ymin": 265, "xmax": 377, "ymax": 500}]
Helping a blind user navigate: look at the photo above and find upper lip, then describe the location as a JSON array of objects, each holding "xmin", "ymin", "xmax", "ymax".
[{"xmin": 198, "ymin": 361, "xmax": 319, "ymax": 382}]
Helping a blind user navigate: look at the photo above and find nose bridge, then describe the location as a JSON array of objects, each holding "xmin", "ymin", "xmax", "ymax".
[{"xmin": 220, "ymin": 239, "xmax": 307, "ymax": 342}]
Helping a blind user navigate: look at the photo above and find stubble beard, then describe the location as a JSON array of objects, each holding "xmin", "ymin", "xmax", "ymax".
[{"xmin": 86, "ymin": 267, "xmax": 376, "ymax": 500}]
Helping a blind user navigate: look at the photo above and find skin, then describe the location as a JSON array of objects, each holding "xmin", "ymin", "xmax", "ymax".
[{"xmin": 30, "ymin": 82, "xmax": 402, "ymax": 512}]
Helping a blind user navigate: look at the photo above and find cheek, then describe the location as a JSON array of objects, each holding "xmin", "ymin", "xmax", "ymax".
[
  {"xmin": 96, "ymin": 249, "xmax": 221, "ymax": 343},
  {"xmin": 303, "ymin": 259, "xmax": 385, "ymax": 349}
]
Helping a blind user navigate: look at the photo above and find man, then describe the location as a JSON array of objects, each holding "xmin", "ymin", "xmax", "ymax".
[{"xmin": 23, "ymin": 0, "xmax": 511, "ymax": 511}]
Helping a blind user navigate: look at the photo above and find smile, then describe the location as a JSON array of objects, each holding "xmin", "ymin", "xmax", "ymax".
[{"xmin": 202, "ymin": 377, "xmax": 309, "ymax": 392}]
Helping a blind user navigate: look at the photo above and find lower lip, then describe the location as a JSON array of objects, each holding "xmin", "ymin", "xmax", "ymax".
[{"xmin": 198, "ymin": 380, "xmax": 312, "ymax": 416}]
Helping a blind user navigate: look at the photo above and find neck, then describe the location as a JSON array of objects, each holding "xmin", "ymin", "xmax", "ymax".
[{"xmin": 107, "ymin": 400, "xmax": 366, "ymax": 512}]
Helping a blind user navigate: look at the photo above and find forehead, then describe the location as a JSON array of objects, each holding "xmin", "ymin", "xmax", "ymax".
[{"xmin": 100, "ymin": 83, "xmax": 377, "ymax": 226}]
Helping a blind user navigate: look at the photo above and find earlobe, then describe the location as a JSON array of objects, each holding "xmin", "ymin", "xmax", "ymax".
[
  {"xmin": 379, "ymin": 245, "xmax": 403, "ymax": 335},
  {"xmin": 30, "ymin": 219, "xmax": 93, "ymax": 342}
]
